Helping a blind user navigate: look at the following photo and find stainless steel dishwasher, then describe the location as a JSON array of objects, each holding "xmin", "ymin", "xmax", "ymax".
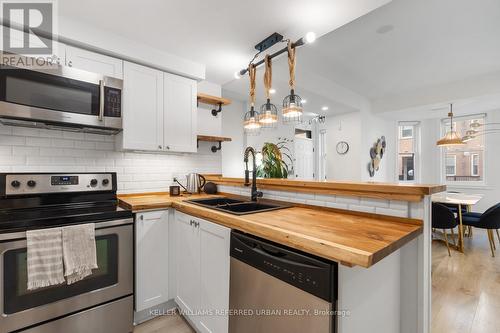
[{"xmin": 229, "ymin": 231, "xmax": 337, "ymax": 333}]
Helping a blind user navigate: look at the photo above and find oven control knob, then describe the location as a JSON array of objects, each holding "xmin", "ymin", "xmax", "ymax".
[
  {"xmin": 27, "ymin": 180, "xmax": 36, "ymax": 188},
  {"xmin": 11, "ymin": 180, "xmax": 21, "ymax": 188},
  {"xmin": 90, "ymin": 179, "xmax": 98, "ymax": 187},
  {"xmin": 102, "ymin": 179, "xmax": 110, "ymax": 186}
]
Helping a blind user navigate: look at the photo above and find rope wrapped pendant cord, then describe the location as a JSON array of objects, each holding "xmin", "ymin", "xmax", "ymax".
[
  {"xmin": 264, "ymin": 54, "xmax": 272, "ymax": 99},
  {"xmin": 248, "ymin": 64, "xmax": 257, "ymax": 106},
  {"xmin": 287, "ymin": 41, "xmax": 296, "ymax": 89}
]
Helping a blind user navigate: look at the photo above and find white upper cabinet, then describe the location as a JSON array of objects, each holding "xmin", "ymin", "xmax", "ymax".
[
  {"xmin": 64, "ymin": 45, "xmax": 123, "ymax": 79},
  {"xmin": 122, "ymin": 61, "xmax": 164, "ymax": 151},
  {"xmin": 135, "ymin": 210, "xmax": 169, "ymax": 312},
  {"xmin": 163, "ymin": 73, "xmax": 197, "ymax": 153}
]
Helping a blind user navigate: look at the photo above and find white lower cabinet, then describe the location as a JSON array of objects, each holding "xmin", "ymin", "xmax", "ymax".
[
  {"xmin": 135, "ymin": 210, "xmax": 169, "ymax": 312},
  {"xmin": 174, "ymin": 211, "xmax": 231, "ymax": 333}
]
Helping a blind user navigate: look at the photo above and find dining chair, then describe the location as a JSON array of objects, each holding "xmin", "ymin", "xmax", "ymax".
[
  {"xmin": 461, "ymin": 203, "xmax": 500, "ymax": 257},
  {"xmin": 432, "ymin": 203, "xmax": 459, "ymax": 256}
]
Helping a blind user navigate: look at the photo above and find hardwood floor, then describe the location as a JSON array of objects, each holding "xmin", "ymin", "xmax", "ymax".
[
  {"xmin": 134, "ymin": 311, "xmax": 194, "ymax": 333},
  {"xmin": 432, "ymin": 228, "xmax": 500, "ymax": 333},
  {"xmin": 134, "ymin": 230, "xmax": 499, "ymax": 333}
]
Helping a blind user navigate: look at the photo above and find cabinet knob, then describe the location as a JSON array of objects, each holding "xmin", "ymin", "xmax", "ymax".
[
  {"xmin": 139, "ymin": 215, "xmax": 144, "ymax": 220},
  {"xmin": 68, "ymin": 61, "xmax": 73, "ymax": 67},
  {"xmin": 166, "ymin": 146, "xmax": 170, "ymax": 150},
  {"xmin": 158, "ymin": 145, "xmax": 162, "ymax": 149}
]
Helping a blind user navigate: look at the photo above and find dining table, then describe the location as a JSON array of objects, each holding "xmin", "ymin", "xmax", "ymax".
[{"xmin": 432, "ymin": 192, "xmax": 484, "ymax": 252}]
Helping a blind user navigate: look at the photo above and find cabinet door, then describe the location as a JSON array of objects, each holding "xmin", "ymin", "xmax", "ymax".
[
  {"xmin": 174, "ymin": 211, "xmax": 200, "ymax": 315},
  {"xmin": 135, "ymin": 210, "xmax": 169, "ymax": 312},
  {"xmin": 163, "ymin": 73, "xmax": 197, "ymax": 153},
  {"xmin": 65, "ymin": 45, "xmax": 123, "ymax": 79},
  {"xmin": 198, "ymin": 218, "xmax": 231, "ymax": 333},
  {"xmin": 122, "ymin": 62, "xmax": 164, "ymax": 151}
]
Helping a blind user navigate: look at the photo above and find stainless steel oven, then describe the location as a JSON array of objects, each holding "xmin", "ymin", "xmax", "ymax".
[
  {"xmin": 0, "ymin": 218, "xmax": 134, "ymax": 333},
  {"xmin": 0, "ymin": 56, "xmax": 122, "ymax": 134}
]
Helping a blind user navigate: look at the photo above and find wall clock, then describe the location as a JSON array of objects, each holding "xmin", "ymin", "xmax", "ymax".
[{"xmin": 336, "ymin": 141, "xmax": 349, "ymax": 155}]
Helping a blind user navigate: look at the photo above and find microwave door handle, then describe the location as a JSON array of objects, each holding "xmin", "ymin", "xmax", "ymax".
[{"xmin": 98, "ymin": 79, "xmax": 104, "ymax": 121}]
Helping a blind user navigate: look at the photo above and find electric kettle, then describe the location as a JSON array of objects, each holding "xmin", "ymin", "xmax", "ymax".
[{"xmin": 176, "ymin": 173, "xmax": 206, "ymax": 194}]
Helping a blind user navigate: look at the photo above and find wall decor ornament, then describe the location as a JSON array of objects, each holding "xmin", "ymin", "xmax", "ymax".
[{"xmin": 367, "ymin": 136, "xmax": 386, "ymax": 177}]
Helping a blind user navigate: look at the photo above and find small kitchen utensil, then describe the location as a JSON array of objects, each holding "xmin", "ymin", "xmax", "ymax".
[
  {"xmin": 203, "ymin": 182, "xmax": 217, "ymax": 194},
  {"xmin": 170, "ymin": 185, "xmax": 181, "ymax": 196}
]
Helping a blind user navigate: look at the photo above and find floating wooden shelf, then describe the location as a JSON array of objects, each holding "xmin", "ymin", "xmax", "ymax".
[
  {"xmin": 197, "ymin": 93, "xmax": 232, "ymax": 106},
  {"xmin": 197, "ymin": 135, "xmax": 232, "ymax": 153},
  {"xmin": 197, "ymin": 93, "xmax": 232, "ymax": 117}
]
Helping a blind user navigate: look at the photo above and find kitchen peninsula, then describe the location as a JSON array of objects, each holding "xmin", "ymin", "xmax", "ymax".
[{"xmin": 120, "ymin": 177, "xmax": 444, "ymax": 333}]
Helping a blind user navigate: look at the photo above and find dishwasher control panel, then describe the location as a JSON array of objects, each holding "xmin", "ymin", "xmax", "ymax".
[{"xmin": 230, "ymin": 230, "xmax": 337, "ymax": 302}]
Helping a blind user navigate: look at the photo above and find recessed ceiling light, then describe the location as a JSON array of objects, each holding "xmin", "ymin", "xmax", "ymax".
[
  {"xmin": 321, "ymin": 106, "xmax": 329, "ymax": 111},
  {"xmin": 302, "ymin": 99, "xmax": 307, "ymax": 104},
  {"xmin": 269, "ymin": 88, "xmax": 276, "ymax": 94}
]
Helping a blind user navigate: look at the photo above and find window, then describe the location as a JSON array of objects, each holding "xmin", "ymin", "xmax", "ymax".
[
  {"xmin": 441, "ymin": 114, "xmax": 485, "ymax": 183},
  {"xmin": 471, "ymin": 154, "xmax": 479, "ymax": 176},
  {"xmin": 445, "ymin": 155, "xmax": 456, "ymax": 176},
  {"xmin": 397, "ymin": 122, "xmax": 420, "ymax": 182},
  {"xmin": 400, "ymin": 125, "xmax": 414, "ymax": 139}
]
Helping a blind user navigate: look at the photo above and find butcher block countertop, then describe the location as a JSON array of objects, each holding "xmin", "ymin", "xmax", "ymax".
[
  {"xmin": 118, "ymin": 192, "xmax": 423, "ymax": 268},
  {"xmin": 204, "ymin": 175, "xmax": 446, "ymax": 202}
]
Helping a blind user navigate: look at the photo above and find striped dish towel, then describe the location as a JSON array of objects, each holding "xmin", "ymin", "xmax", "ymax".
[
  {"xmin": 62, "ymin": 223, "xmax": 98, "ymax": 285},
  {"xmin": 26, "ymin": 228, "xmax": 65, "ymax": 290}
]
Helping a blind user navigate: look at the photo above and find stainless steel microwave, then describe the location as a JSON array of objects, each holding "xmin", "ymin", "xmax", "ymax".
[{"xmin": 0, "ymin": 58, "xmax": 123, "ymax": 134}]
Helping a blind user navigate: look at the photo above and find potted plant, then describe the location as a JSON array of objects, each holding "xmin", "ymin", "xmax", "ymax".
[{"xmin": 256, "ymin": 140, "xmax": 294, "ymax": 179}]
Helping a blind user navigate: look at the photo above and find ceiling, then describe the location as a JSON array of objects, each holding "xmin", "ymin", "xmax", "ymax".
[
  {"xmin": 299, "ymin": 0, "xmax": 500, "ymax": 101},
  {"xmin": 58, "ymin": 0, "xmax": 391, "ymax": 84}
]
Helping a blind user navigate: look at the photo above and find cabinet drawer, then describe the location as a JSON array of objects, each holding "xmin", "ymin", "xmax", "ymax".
[{"xmin": 136, "ymin": 210, "xmax": 166, "ymax": 221}]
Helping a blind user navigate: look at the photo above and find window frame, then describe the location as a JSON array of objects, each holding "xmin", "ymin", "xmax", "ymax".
[
  {"xmin": 470, "ymin": 153, "xmax": 479, "ymax": 177},
  {"xmin": 445, "ymin": 155, "xmax": 457, "ymax": 176},
  {"xmin": 396, "ymin": 121, "xmax": 420, "ymax": 183},
  {"xmin": 399, "ymin": 125, "xmax": 414, "ymax": 139},
  {"xmin": 440, "ymin": 113, "xmax": 486, "ymax": 186}
]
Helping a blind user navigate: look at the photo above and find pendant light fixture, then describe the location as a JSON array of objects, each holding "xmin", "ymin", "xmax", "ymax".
[
  {"xmin": 243, "ymin": 64, "xmax": 261, "ymax": 135},
  {"xmin": 259, "ymin": 55, "xmax": 278, "ymax": 128},
  {"xmin": 282, "ymin": 41, "xmax": 303, "ymax": 124},
  {"xmin": 436, "ymin": 103, "xmax": 465, "ymax": 146}
]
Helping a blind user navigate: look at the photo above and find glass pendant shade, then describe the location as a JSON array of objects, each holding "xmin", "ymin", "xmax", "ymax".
[
  {"xmin": 259, "ymin": 99, "xmax": 278, "ymax": 128},
  {"xmin": 282, "ymin": 89, "xmax": 303, "ymax": 124},
  {"xmin": 243, "ymin": 106, "xmax": 261, "ymax": 135}
]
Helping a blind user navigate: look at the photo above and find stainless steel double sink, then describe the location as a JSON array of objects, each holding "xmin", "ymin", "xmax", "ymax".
[{"xmin": 186, "ymin": 197, "xmax": 289, "ymax": 215}]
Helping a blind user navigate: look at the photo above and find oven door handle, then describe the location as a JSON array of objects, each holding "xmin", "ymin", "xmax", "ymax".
[
  {"xmin": 98, "ymin": 79, "xmax": 105, "ymax": 121},
  {"xmin": 0, "ymin": 218, "xmax": 133, "ymax": 241}
]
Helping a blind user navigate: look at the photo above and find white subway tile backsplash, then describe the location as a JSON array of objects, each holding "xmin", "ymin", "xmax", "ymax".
[
  {"xmin": 390, "ymin": 200, "xmax": 409, "ymax": 211},
  {"xmin": 360, "ymin": 198, "xmax": 389, "ymax": 208},
  {"xmin": 0, "ymin": 125, "xmax": 221, "ymax": 193},
  {"xmin": 0, "ymin": 134, "xmax": 25, "ymax": 146},
  {"xmin": 336, "ymin": 196, "xmax": 360, "ymax": 205},
  {"xmin": 315, "ymin": 194, "xmax": 336, "ymax": 202},
  {"xmin": 326, "ymin": 202, "xmax": 348, "ymax": 210},
  {"xmin": 26, "ymin": 137, "xmax": 51, "ymax": 147}
]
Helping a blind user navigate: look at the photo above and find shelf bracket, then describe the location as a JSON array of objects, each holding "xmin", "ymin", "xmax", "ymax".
[
  {"xmin": 211, "ymin": 103, "xmax": 223, "ymax": 117},
  {"xmin": 197, "ymin": 139, "xmax": 222, "ymax": 153}
]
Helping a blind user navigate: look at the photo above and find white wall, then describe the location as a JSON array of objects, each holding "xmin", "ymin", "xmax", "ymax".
[
  {"xmin": 197, "ymin": 81, "xmax": 223, "ymax": 136},
  {"xmin": 221, "ymin": 97, "xmax": 245, "ymax": 177},
  {"xmin": 321, "ymin": 112, "xmax": 362, "ymax": 180},
  {"xmin": 0, "ymin": 124, "xmax": 221, "ymax": 193}
]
